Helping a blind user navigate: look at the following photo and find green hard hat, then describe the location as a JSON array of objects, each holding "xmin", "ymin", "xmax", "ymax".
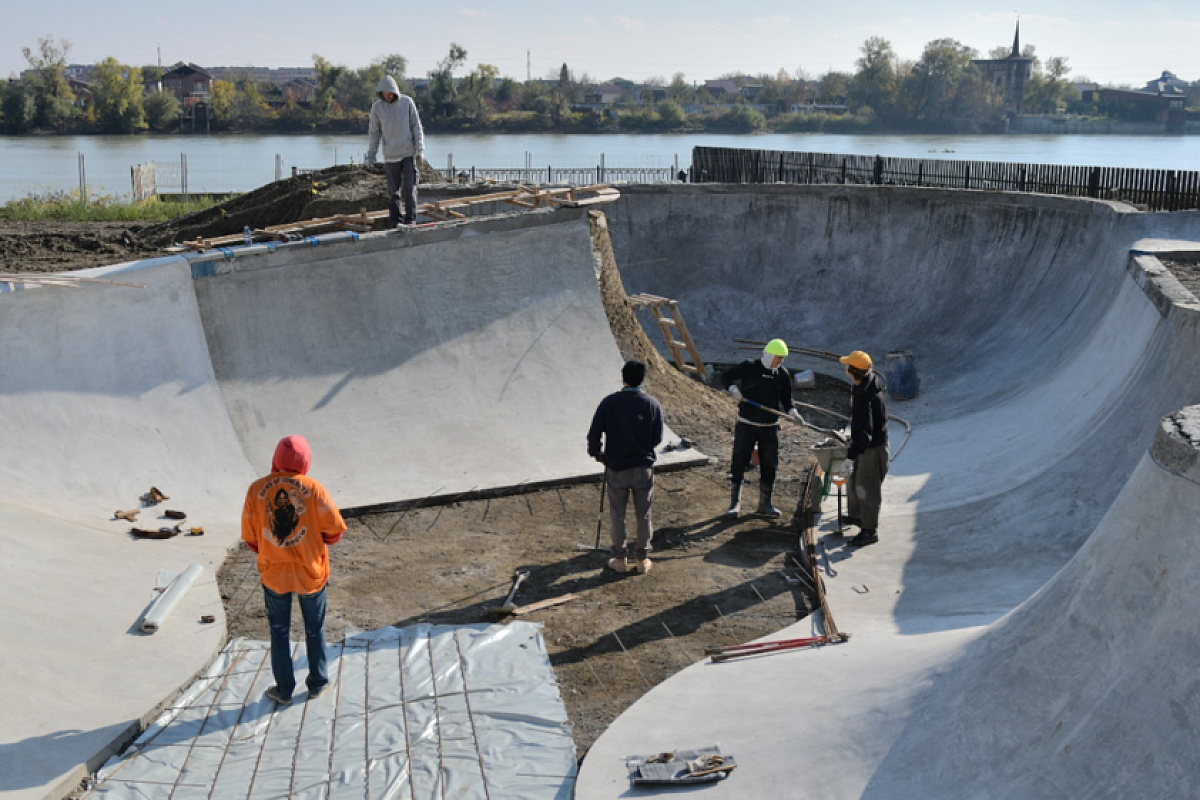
[{"xmin": 765, "ymin": 338, "xmax": 789, "ymax": 357}]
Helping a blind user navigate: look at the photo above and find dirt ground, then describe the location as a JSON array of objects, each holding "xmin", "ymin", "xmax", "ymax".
[{"xmin": 214, "ymin": 365, "xmax": 848, "ymax": 755}]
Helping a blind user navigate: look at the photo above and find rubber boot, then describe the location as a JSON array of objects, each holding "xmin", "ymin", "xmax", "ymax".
[
  {"xmin": 725, "ymin": 482, "xmax": 742, "ymax": 518},
  {"xmin": 756, "ymin": 483, "xmax": 781, "ymax": 518}
]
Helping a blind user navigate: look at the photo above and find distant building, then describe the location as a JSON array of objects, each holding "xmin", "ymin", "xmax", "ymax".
[
  {"xmin": 583, "ymin": 83, "xmax": 625, "ymax": 105},
  {"xmin": 162, "ymin": 62, "xmax": 212, "ymax": 106},
  {"xmin": 972, "ymin": 22, "xmax": 1034, "ymax": 113},
  {"xmin": 206, "ymin": 66, "xmax": 317, "ymax": 85},
  {"xmin": 704, "ymin": 79, "xmax": 740, "ymax": 97},
  {"xmin": 1092, "ymin": 75, "xmax": 1188, "ymax": 129}
]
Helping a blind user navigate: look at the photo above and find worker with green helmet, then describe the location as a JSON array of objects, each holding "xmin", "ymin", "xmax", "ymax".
[{"xmin": 720, "ymin": 338, "xmax": 801, "ymax": 518}]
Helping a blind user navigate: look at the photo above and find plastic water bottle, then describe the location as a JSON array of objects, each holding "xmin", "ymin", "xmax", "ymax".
[{"xmin": 243, "ymin": 226, "xmax": 253, "ymax": 246}]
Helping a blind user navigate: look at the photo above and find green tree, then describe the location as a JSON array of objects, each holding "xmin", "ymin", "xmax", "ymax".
[
  {"xmin": 657, "ymin": 99, "xmax": 686, "ymax": 126},
  {"xmin": 227, "ymin": 82, "xmax": 272, "ymax": 128},
  {"xmin": 208, "ymin": 80, "xmax": 236, "ymax": 125},
  {"xmin": 2, "ymin": 83, "xmax": 37, "ymax": 132},
  {"xmin": 459, "ymin": 63, "xmax": 499, "ymax": 123},
  {"xmin": 851, "ymin": 37, "xmax": 899, "ymax": 118},
  {"xmin": 713, "ymin": 103, "xmax": 765, "ymax": 131},
  {"xmin": 143, "ymin": 90, "xmax": 181, "ymax": 131},
  {"xmin": 815, "ymin": 71, "xmax": 852, "ymax": 104},
  {"xmin": 22, "ymin": 35, "xmax": 77, "ymax": 129},
  {"xmin": 312, "ymin": 54, "xmax": 346, "ymax": 119},
  {"xmin": 1023, "ymin": 56, "xmax": 1077, "ymax": 113},
  {"xmin": 91, "ymin": 57, "xmax": 146, "ymax": 132},
  {"xmin": 900, "ymin": 38, "xmax": 997, "ymax": 131},
  {"xmin": 428, "ymin": 43, "xmax": 467, "ymax": 118}
]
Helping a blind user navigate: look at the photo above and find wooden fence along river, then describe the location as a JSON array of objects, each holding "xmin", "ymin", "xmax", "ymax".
[{"xmin": 692, "ymin": 146, "xmax": 1200, "ymax": 212}]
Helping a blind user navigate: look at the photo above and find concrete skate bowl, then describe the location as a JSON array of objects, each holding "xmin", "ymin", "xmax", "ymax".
[
  {"xmin": 0, "ymin": 208, "xmax": 704, "ymax": 800},
  {"xmin": 573, "ymin": 184, "xmax": 1200, "ymax": 798}
]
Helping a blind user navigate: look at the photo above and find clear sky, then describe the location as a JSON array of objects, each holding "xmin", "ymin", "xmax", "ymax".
[{"xmin": 3, "ymin": 0, "xmax": 1198, "ymax": 88}]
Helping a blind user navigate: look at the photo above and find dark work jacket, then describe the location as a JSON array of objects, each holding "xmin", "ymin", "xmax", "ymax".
[
  {"xmin": 721, "ymin": 359, "xmax": 794, "ymax": 425},
  {"xmin": 587, "ymin": 387, "xmax": 664, "ymax": 471},
  {"xmin": 848, "ymin": 370, "xmax": 889, "ymax": 459}
]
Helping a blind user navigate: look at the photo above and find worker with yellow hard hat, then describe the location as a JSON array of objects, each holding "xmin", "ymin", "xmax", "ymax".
[
  {"xmin": 838, "ymin": 350, "xmax": 889, "ymax": 547},
  {"xmin": 720, "ymin": 338, "xmax": 802, "ymax": 518}
]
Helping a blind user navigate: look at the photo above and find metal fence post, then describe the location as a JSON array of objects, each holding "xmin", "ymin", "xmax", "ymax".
[
  {"xmin": 78, "ymin": 152, "xmax": 88, "ymax": 201},
  {"xmin": 600, "ymin": 153, "xmax": 606, "ymax": 183},
  {"xmin": 181, "ymin": 153, "xmax": 189, "ymax": 204},
  {"xmin": 275, "ymin": 154, "xmax": 283, "ymax": 182}
]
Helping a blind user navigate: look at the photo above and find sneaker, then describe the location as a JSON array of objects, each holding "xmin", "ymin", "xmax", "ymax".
[
  {"xmin": 849, "ymin": 529, "xmax": 879, "ymax": 548},
  {"xmin": 265, "ymin": 686, "xmax": 292, "ymax": 705},
  {"xmin": 724, "ymin": 505, "xmax": 740, "ymax": 518},
  {"xmin": 607, "ymin": 556, "xmax": 628, "ymax": 573},
  {"xmin": 637, "ymin": 558, "xmax": 653, "ymax": 574},
  {"xmin": 308, "ymin": 683, "xmax": 331, "ymax": 700},
  {"xmin": 838, "ymin": 515, "xmax": 862, "ymax": 527}
]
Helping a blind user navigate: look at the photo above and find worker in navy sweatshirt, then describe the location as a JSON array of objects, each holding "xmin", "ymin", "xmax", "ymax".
[{"xmin": 587, "ymin": 360, "xmax": 664, "ymax": 575}]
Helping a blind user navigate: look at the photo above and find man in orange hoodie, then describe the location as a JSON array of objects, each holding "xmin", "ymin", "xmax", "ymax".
[{"xmin": 242, "ymin": 435, "xmax": 347, "ymax": 704}]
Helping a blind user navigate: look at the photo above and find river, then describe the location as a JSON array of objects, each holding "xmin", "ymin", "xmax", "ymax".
[{"xmin": 2, "ymin": 132, "xmax": 1200, "ymax": 203}]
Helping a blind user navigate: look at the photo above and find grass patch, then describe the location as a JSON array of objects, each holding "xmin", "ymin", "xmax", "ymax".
[{"xmin": 0, "ymin": 190, "xmax": 223, "ymax": 223}]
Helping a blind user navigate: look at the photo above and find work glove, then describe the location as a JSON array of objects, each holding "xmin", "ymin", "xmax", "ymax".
[
  {"xmin": 788, "ymin": 408, "xmax": 803, "ymax": 424},
  {"xmin": 846, "ymin": 447, "xmax": 861, "ymax": 461},
  {"xmin": 363, "ymin": 153, "xmax": 377, "ymax": 168},
  {"xmin": 728, "ymin": 385, "xmax": 742, "ymax": 399}
]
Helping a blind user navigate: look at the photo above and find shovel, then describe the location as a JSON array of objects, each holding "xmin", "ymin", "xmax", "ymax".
[{"xmin": 488, "ymin": 569, "xmax": 531, "ymax": 617}]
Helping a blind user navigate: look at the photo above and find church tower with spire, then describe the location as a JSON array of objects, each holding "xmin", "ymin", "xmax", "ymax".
[{"xmin": 973, "ymin": 20, "xmax": 1035, "ymax": 113}]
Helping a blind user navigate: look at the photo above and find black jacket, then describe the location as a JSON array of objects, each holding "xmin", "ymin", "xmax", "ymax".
[
  {"xmin": 587, "ymin": 388, "xmax": 664, "ymax": 471},
  {"xmin": 721, "ymin": 359, "xmax": 794, "ymax": 425},
  {"xmin": 848, "ymin": 370, "xmax": 889, "ymax": 459}
]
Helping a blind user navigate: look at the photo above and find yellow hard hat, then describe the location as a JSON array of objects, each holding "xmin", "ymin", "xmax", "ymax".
[
  {"xmin": 839, "ymin": 350, "xmax": 872, "ymax": 370},
  {"xmin": 765, "ymin": 338, "xmax": 789, "ymax": 357}
]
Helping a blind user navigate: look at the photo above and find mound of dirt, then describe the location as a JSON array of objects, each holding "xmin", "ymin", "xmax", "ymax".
[
  {"xmin": 142, "ymin": 160, "xmax": 444, "ymax": 246},
  {"xmin": 0, "ymin": 221, "xmax": 160, "ymax": 274}
]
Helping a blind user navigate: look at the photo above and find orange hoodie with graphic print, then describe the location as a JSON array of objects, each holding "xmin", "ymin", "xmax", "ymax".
[{"xmin": 241, "ymin": 435, "xmax": 348, "ymax": 595}]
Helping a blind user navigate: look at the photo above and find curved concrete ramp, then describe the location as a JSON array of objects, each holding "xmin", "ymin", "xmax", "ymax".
[
  {"xmin": 0, "ymin": 209, "xmax": 701, "ymax": 800},
  {"xmin": 575, "ymin": 186, "xmax": 1200, "ymax": 797}
]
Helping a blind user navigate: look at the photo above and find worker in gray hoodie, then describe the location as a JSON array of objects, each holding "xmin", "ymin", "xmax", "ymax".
[{"xmin": 365, "ymin": 75, "xmax": 425, "ymax": 227}]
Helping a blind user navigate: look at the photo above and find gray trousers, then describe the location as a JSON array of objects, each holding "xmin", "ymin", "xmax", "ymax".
[
  {"xmin": 385, "ymin": 157, "xmax": 418, "ymax": 226},
  {"xmin": 847, "ymin": 444, "xmax": 889, "ymax": 530},
  {"xmin": 607, "ymin": 466, "xmax": 654, "ymax": 560}
]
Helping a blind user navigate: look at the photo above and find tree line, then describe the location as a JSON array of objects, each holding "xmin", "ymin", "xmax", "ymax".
[{"xmin": 4, "ymin": 36, "xmax": 1198, "ymax": 136}]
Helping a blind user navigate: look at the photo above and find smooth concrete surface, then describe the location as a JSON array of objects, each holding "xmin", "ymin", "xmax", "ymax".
[
  {"xmin": 576, "ymin": 186, "xmax": 1200, "ymax": 798},
  {"xmin": 0, "ymin": 209, "xmax": 700, "ymax": 800}
]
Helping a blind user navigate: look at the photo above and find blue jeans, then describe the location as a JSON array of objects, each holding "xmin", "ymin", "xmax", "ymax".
[{"xmin": 263, "ymin": 584, "xmax": 328, "ymax": 699}]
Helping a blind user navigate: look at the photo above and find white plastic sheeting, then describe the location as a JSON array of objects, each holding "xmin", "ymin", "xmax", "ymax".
[
  {"xmin": 139, "ymin": 565, "xmax": 204, "ymax": 634},
  {"xmin": 87, "ymin": 622, "xmax": 576, "ymax": 799}
]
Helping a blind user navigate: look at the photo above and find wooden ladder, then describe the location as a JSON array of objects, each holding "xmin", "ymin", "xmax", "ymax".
[{"xmin": 629, "ymin": 294, "xmax": 707, "ymax": 379}]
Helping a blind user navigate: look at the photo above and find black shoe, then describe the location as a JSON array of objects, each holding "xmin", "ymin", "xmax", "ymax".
[
  {"xmin": 849, "ymin": 529, "xmax": 878, "ymax": 548},
  {"xmin": 839, "ymin": 515, "xmax": 862, "ymax": 527}
]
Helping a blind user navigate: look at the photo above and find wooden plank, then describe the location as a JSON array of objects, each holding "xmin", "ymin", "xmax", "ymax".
[{"xmin": 511, "ymin": 593, "xmax": 580, "ymax": 615}]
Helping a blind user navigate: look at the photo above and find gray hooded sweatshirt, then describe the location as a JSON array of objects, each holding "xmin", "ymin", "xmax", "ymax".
[{"xmin": 366, "ymin": 75, "xmax": 425, "ymax": 163}]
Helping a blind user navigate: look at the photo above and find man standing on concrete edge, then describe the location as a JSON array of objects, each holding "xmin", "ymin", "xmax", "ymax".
[
  {"xmin": 587, "ymin": 360, "xmax": 664, "ymax": 574},
  {"xmin": 364, "ymin": 75, "xmax": 425, "ymax": 227},
  {"xmin": 721, "ymin": 338, "xmax": 802, "ymax": 518},
  {"xmin": 243, "ymin": 435, "xmax": 348, "ymax": 704},
  {"xmin": 839, "ymin": 351, "xmax": 889, "ymax": 547}
]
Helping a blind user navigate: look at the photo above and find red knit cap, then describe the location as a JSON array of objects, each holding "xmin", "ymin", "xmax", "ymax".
[{"xmin": 271, "ymin": 435, "xmax": 312, "ymax": 475}]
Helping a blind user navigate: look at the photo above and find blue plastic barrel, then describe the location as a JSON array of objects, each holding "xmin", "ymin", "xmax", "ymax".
[{"xmin": 882, "ymin": 350, "xmax": 919, "ymax": 400}]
